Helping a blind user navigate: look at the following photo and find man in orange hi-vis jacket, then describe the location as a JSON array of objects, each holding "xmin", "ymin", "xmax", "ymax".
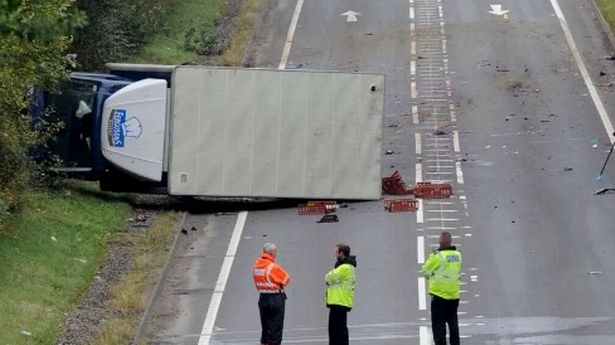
[{"xmin": 253, "ymin": 243, "xmax": 291, "ymax": 345}]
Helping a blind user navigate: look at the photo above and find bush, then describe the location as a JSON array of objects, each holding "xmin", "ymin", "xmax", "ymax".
[
  {"xmin": 72, "ymin": 0, "xmax": 180, "ymax": 70},
  {"xmin": 0, "ymin": 0, "xmax": 84, "ymax": 225}
]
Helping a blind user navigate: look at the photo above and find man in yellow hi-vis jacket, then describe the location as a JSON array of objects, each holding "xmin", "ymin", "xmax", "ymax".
[
  {"xmin": 325, "ymin": 243, "xmax": 356, "ymax": 345},
  {"xmin": 422, "ymin": 232, "xmax": 462, "ymax": 345}
]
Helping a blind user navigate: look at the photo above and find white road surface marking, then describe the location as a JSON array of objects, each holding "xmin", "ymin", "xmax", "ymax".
[
  {"xmin": 550, "ymin": 0, "xmax": 615, "ymax": 143},
  {"xmin": 278, "ymin": 0, "xmax": 305, "ymax": 69},
  {"xmin": 198, "ymin": 211, "xmax": 248, "ymax": 345},
  {"xmin": 418, "ymin": 277, "xmax": 427, "ymax": 310},
  {"xmin": 417, "ymin": 236, "xmax": 425, "ymax": 264},
  {"xmin": 415, "ymin": 132, "xmax": 422, "ymax": 155}
]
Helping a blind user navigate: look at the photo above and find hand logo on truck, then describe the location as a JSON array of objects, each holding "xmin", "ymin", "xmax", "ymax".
[{"xmin": 108, "ymin": 109, "xmax": 143, "ymax": 148}]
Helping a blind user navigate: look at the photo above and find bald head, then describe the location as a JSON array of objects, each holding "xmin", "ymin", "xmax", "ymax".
[{"xmin": 439, "ymin": 232, "xmax": 452, "ymax": 248}]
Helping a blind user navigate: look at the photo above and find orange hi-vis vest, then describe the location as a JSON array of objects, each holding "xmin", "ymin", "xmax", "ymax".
[{"xmin": 253, "ymin": 253, "xmax": 290, "ymax": 293}]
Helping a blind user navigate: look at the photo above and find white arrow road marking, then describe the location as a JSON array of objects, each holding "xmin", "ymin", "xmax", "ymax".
[
  {"xmin": 341, "ymin": 10, "xmax": 361, "ymax": 22},
  {"xmin": 488, "ymin": 4, "xmax": 510, "ymax": 16}
]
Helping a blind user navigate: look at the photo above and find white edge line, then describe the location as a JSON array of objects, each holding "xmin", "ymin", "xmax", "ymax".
[
  {"xmin": 198, "ymin": 211, "xmax": 248, "ymax": 345},
  {"xmin": 418, "ymin": 277, "xmax": 427, "ymax": 310},
  {"xmin": 550, "ymin": 0, "xmax": 615, "ymax": 143},
  {"xmin": 278, "ymin": 0, "xmax": 305, "ymax": 69}
]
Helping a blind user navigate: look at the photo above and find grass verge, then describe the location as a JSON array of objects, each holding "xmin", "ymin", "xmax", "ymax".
[
  {"xmin": 217, "ymin": 0, "xmax": 267, "ymax": 66},
  {"xmin": 0, "ymin": 182, "xmax": 131, "ymax": 345},
  {"xmin": 129, "ymin": 0, "xmax": 227, "ymax": 64},
  {"xmin": 597, "ymin": 0, "xmax": 615, "ymax": 34},
  {"xmin": 91, "ymin": 212, "xmax": 179, "ymax": 345}
]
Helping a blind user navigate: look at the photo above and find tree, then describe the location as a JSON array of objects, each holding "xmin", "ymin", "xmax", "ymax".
[{"xmin": 0, "ymin": 0, "xmax": 85, "ymax": 223}]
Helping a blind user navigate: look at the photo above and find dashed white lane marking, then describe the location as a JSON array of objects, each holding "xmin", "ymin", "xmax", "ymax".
[
  {"xmin": 418, "ymin": 277, "xmax": 427, "ymax": 310},
  {"xmin": 417, "ymin": 236, "xmax": 425, "ymax": 264},
  {"xmin": 411, "ymin": 41, "xmax": 417, "ymax": 55},
  {"xmin": 415, "ymin": 133, "xmax": 422, "ymax": 155},
  {"xmin": 412, "ymin": 105, "xmax": 419, "ymax": 124},
  {"xmin": 549, "ymin": 0, "xmax": 615, "ymax": 143},
  {"xmin": 410, "ymin": 7, "xmax": 415, "ymax": 19},
  {"xmin": 278, "ymin": 0, "xmax": 306, "ymax": 69},
  {"xmin": 419, "ymin": 325, "xmax": 431, "ymax": 345},
  {"xmin": 411, "ymin": 60, "xmax": 417, "ymax": 76},
  {"xmin": 456, "ymin": 161, "xmax": 465, "ymax": 184},
  {"xmin": 198, "ymin": 211, "xmax": 248, "ymax": 345},
  {"xmin": 411, "ymin": 81, "xmax": 418, "ymax": 98},
  {"xmin": 452, "ymin": 130, "xmax": 460, "ymax": 153},
  {"xmin": 416, "ymin": 162, "xmax": 423, "ymax": 183},
  {"xmin": 417, "ymin": 199, "xmax": 424, "ymax": 224}
]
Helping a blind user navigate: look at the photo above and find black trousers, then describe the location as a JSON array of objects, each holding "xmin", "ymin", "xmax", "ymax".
[
  {"xmin": 258, "ymin": 293, "xmax": 286, "ymax": 345},
  {"xmin": 328, "ymin": 305, "xmax": 349, "ymax": 345},
  {"xmin": 431, "ymin": 295, "xmax": 460, "ymax": 345}
]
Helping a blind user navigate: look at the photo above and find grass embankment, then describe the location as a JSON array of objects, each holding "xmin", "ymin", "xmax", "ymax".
[
  {"xmin": 91, "ymin": 212, "xmax": 178, "ymax": 345},
  {"xmin": 130, "ymin": 0, "xmax": 227, "ymax": 64},
  {"xmin": 217, "ymin": 0, "xmax": 268, "ymax": 66},
  {"xmin": 597, "ymin": 0, "xmax": 615, "ymax": 34},
  {"xmin": 0, "ymin": 183, "xmax": 131, "ymax": 345}
]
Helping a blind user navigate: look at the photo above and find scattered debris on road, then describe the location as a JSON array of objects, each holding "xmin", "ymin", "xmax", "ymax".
[
  {"xmin": 388, "ymin": 122, "xmax": 401, "ymax": 128},
  {"xmin": 413, "ymin": 182, "xmax": 453, "ymax": 199},
  {"xmin": 385, "ymin": 150, "xmax": 395, "ymax": 155},
  {"xmin": 564, "ymin": 167, "xmax": 574, "ymax": 172},
  {"xmin": 317, "ymin": 214, "xmax": 339, "ymax": 223},
  {"xmin": 594, "ymin": 188, "xmax": 615, "ymax": 195},
  {"xmin": 298, "ymin": 201, "xmax": 337, "ymax": 215},
  {"xmin": 191, "ymin": 226, "xmax": 197, "ymax": 231},
  {"xmin": 181, "ymin": 228, "xmax": 188, "ymax": 235},
  {"xmin": 382, "ymin": 170, "xmax": 413, "ymax": 195},
  {"xmin": 606, "ymin": 55, "xmax": 615, "ymax": 60},
  {"xmin": 384, "ymin": 199, "xmax": 418, "ymax": 212},
  {"xmin": 588, "ymin": 270, "xmax": 603, "ymax": 275},
  {"xmin": 20, "ymin": 330, "xmax": 32, "ymax": 337}
]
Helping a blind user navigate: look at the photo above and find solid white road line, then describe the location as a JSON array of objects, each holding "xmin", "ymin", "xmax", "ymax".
[
  {"xmin": 550, "ymin": 0, "xmax": 615, "ymax": 143},
  {"xmin": 198, "ymin": 211, "xmax": 248, "ymax": 345},
  {"xmin": 278, "ymin": 0, "xmax": 305, "ymax": 69},
  {"xmin": 417, "ymin": 236, "xmax": 425, "ymax": 264},
  {"xmin": 418, "ymin": 277, "xmax": 427, "ymax": 310}
]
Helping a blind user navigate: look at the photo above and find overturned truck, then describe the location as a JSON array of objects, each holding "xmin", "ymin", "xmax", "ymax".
[{"xmin": 41, "ymin": 64, "xmax": 385, "ymax": 200}]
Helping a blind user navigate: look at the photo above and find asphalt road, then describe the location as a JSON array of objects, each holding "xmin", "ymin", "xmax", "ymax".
[{"xmin": 143, "ymin": 0, "xmax": 615, "ymax": 344}]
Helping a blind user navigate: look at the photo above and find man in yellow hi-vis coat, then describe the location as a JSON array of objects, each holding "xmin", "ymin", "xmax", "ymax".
[
  {"xmin": 325, "ymin": 243, "xmax": 356, "ymax": 345},
  {"xmin": 422, "ymin": 232, "xmax": 462, "ymax": 345}
]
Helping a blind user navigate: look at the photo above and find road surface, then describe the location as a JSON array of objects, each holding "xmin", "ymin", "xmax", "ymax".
[{"xmin": 143, "ymin": 0, "xmax": 615, "ymax": 344}]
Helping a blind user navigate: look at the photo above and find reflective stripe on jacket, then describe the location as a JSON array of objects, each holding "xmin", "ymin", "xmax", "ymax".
[
  {"xmin": 421, "ymin": 248, "xmax": 462, "ymax": 300},
  {"xmin": 325, "ymin": 263, "xmax": 356, "ymax": 308},
  {"xmin": 253, "ymin": 253, "xmax": 290, "ymax": 293}
]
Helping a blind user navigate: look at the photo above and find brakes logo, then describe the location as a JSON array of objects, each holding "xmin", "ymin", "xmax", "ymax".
[{"xmin": 108, "ymin": 109, "xmax": 143, "ymax": 147}]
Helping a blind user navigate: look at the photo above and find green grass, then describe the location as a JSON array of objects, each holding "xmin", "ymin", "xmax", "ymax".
[
  {"xmin": 0, "ymin": 183, "xmax": 131, "ymax": 345},
  {"xmin": 597, "ymin": 0, "xmax": 615, "ymax": 34},
  {"xmin": 129, "ymin": 0, "xmax": 227, "ymax": 64}
]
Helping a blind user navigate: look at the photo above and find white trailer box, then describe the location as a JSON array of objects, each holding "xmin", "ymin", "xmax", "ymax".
[
  {"xmin": 168, "ymin": 67, "xmax": 384, "ymax": 199},
  {"xmin": 102, "ymin": 66, "xmax": 384, "ymax": 200}
]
